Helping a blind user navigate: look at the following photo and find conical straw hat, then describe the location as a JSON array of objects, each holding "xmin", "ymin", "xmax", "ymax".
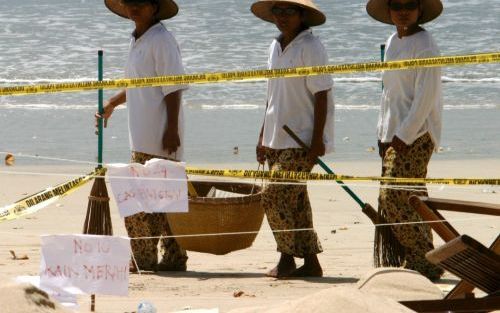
[
  {"xmin": 366, "ymin": 0, "xmax": 443, "ymax": 25},
  {"xmin": 251, "ymin": 0, "xmax": 326, "ymax": 26},
  {"xmin": 105, "ymin": 0, "xmax": 179, "ymax": 20}
]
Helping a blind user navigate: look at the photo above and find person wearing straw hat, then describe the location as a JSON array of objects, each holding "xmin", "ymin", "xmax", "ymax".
[
  {"xmin": 366, "ymin": 0, "xmax": 444, "ymax": 280},
  {"xmin": 96, "ymin": 0, "xmax": 188, "ymax": 272},
  {"xmin": 252, "ymin": 0, "xmax": 334, "ymax": 278}
]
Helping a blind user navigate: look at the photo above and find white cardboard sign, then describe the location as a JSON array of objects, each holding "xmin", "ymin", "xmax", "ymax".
[
  {"xmin": 40, "ymin": 235, "xmax": 131, "ymax": 296},
  {"xmin": 107, "ymin": 158, "xmax": 188, "ymax": 217}
]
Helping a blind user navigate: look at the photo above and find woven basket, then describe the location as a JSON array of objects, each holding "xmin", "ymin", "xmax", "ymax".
[{"xmin": 166, "ymin": 181, "xmax": 264, "ymax": 255}]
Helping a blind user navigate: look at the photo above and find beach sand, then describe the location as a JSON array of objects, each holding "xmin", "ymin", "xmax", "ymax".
[{"xmin": 0, "ymin": 159, "xmax": 499, "ymax": 312}]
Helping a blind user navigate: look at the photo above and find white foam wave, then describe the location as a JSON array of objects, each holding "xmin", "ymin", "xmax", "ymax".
[
  {"xmin": 443, "ymin": 103, "xmax": 498, "ymax": 110},
  {"xmin": 201, "ymin": 104, "xmax": 260, "ymax": 110},
  {"xmin": 2, "ymin": 102, "xmax": 496, "ymax": 111},
  {"xmin": 336, "ymin": 105, "xmax": 378, "ymax": 111},
  {"xmin": 0, "ymin": 103, "xmax": 96, "ymax": 110},
  {"xmin": 337, "ymin": 104, "xmax": 499, "ymax": 110},
  {"xmin": 1, "ymin": 76, "xmax": 497, "ymax": 86},
  {"xmin": 442, "ymin": 76, "xmax": 500, "ymax": 83},
  {"xmin": 0, "ymin": 77, "xmax": 96, "ymax": 84},
  {"xmin": 334, "ymin": 77, "xmax": 381, "ymax": 83}
]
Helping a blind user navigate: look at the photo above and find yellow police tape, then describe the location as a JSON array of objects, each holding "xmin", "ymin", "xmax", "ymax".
[
  {"xmin": 1, "ymin": 52, "xmax": 499, "ymax": 96},
  {"xmin": 185, "ymin": 167, "xmax": 500, "ymax": 186},
  {"xmin": 0, "ymin": 169, "xmax": 102, "ymax": 222}
]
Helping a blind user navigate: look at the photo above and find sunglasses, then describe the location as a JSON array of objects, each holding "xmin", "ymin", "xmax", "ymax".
[
  {"xmin": 389, "ymin": 1, "xmax": 419, "ymax": 11},
  {"xmin": 271, "ymin": 6, "xmax": 301, "ymax": 16},
  {"xmin": 121, "ymin": 0, "xmax": 153, "ymax": 6}
]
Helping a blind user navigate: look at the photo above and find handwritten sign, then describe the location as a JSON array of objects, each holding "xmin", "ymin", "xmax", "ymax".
[
  {"xmin": 107, "ymin": 159, "xmax": 188, "ymax": 217},
  {"xmin": 40, "ymin": 235, "xmax": 131, "ymax": 296}
]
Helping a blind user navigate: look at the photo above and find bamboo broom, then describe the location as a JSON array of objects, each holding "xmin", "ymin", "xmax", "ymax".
[{"xmin": 83, "ymin": 50, "xmax": 113, "ymax": 312}]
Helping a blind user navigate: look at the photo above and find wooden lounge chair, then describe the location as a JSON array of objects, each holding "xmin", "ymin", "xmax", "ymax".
[{"xmin": 399, "ymin": 196, "xmax": 500, "ymax": 312}]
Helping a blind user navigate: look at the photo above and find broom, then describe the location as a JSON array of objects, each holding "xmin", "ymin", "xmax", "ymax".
[
  {"xmin": 282, "ymin": 125, "xmax": 403, "ymax": 267},
  {"xmin": 82, "ymin": 50, "xmax": 113, "ymax": 312}
]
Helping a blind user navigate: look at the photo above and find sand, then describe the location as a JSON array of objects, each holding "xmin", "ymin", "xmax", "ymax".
[{"xmin": 0, "ymin": 159, "xmax": 499, "ymax": 312}]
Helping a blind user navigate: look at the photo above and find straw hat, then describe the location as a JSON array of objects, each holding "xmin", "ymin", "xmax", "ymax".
[
  {"xmin": 105, "ymin": 0, "xmax": 179, "ymax": 20},
  {"xmin": 251, "ymin": 0, "xmax": 326, "ymax": 26},
  {"xmin": 366, "ymin": 0, "xmax": 443, "ymax": 24}
]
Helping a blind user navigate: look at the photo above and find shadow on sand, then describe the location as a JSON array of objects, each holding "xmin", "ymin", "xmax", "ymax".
[{"xmin": 151, "ymin": 271, "xmax": 358, "ymax": 284}]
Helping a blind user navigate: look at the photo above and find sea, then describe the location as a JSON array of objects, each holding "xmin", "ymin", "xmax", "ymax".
[{"xmin": 0, "ymin": 0, "xmax": 499, "ymax": 166}]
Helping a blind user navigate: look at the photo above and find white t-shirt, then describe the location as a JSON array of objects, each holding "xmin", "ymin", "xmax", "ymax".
[
  {"xmin": 378, "ymin": 30, "xmax": 442, "ymax": 148},
  {"xmin": 262, "ymin": 29, "xmax": 335, "ymax": 153},
  {"xmin": 125, "ymin": 23, "xmax": 188, "ymax": 160}
]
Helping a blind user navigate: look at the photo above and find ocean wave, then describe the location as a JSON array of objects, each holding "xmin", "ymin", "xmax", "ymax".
[
  {"xmin": 201, "ymin": 104, "xmax": 260, "ymax": 110},
  {"xmin": 1, "ymin": 76, "xmax": 498, "ymax": 86},
  {"xmin": 443, "ymin": 103, "xmax": 498, "ymax": 110},
  {"xmin": 336, "ymin": 104, "xmax": 499, "ymax": 110},
  {"xmin": 0, "ymin": 103, "xmax": 98, "ymax": 110},
  {"xmin": 336, "ymin": 105, "xmax": 378, "ymax": 111},
  {"xmin": 1, "ymin": 102, "xmax": 497, "ymax": 111},
  {"xmin": 442, "ymin": 76, "xmax": 500, "ymax": 83},
  {"xmin": 334, "ymin": 77, "xmax": 380, "ymax": 83},
  {"xmin": 0, "ymin": 77, "xmax": 96, "ymax": 84}
]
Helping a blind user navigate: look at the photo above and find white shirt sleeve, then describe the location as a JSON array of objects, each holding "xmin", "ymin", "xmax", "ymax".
[
  {"xmin": 396, "ymin": 48, "xmax": 441, "ymax": 145},
  {"xmin": 153, "ymin": 32, "xmax": 188, "ymax": 96},
  {"xmin": 302, "ymin": 39, "xmax": 333, "ymax": 95}
]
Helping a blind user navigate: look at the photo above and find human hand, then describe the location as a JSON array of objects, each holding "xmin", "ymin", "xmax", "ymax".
[
  {"xmin": 256, "ymin": 137, "xmax": 266, "ymax": 165},
  {"xmin": 163, "ymin": 127, "xmax": 181, "ymax": 154},
  {"xmin": 94, "ymin": 101, "xmax": 115, "ymax": 135},
  {"xmin": 378, "ymin": 140, "xmax": 390, "ymax": 158},
  {"xmin": 307, "ymin": 138, "xmax": 325, "ymax": 160}
]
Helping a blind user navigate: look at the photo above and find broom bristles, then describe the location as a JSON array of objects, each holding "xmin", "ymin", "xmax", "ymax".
[
  {"xmin": 373, "ymin": 209, "xmax": 405, "ymax": 268},
  {"xmin": 83, "ymin": 174, "xmax": 113, "ymax": 236}
]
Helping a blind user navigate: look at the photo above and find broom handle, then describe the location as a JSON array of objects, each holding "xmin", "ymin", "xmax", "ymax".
[
  {"xmin": 282, "ymin": 125, "xmax": 379, "ymax": 224},
  {"xmin": 97, "ymin": 50, "xmax": 104, "ymax": 168},
  {"xmin": 90, "ymin": 50, "xmax": 104, "ymax": 313}
]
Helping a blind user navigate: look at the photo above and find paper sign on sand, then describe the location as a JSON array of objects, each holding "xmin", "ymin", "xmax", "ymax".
[
  {"xmin": 107, "ymin": 159, "xmax": 188, "ymax": 217},
  {"xmin": 40, "ymin": 235, "xmax": 131, "ymax": 296}
]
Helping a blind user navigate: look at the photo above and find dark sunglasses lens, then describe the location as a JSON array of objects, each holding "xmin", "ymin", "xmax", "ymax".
[
  {"xmin": 390, "ymin": 2, "xmax": 418, "ymax": 11},
  {"xmin": 271, "ymin": 7, "xmax": 299, "ymax": 16},
  {"xmin": 122, "ymin": 0, "xmax": 149, "ymax": 5},
  {"xmin": 271, "ymin": 7, "xmax": 283, "ymax": 15},
  {"xmin": 404, "ymin": 2, "xmax": 418, "ymax": 10},
  {"xmin": 389, "ymin": 3, "xmax": 403, "ymax": 11}
]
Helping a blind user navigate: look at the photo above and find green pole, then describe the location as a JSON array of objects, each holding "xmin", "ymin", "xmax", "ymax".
[{"xmin": 97, "ymin": 50, "xmax": 104, "ymax": 168}]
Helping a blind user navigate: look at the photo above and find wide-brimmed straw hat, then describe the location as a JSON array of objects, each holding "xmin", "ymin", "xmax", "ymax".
[
  {"xmin": 366, "ymin": 0, "xmax": 443, "ymax": 24},
  {"xmin": 251, "ymin": 0, "xmax": 326, "ymax": 27},
  {"xmin": 105, "ymin": 0, "xmax": 179, "ymax": 20}
]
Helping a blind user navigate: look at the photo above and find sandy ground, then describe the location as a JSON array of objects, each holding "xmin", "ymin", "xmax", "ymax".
[{"xmin": 0, "ymin": 159, "xmax": 499, "ymax": 312}]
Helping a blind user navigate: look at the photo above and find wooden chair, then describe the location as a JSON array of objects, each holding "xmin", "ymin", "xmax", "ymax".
[{"xmin": 399, "ymin": 196, "xmax": 500, "ymax": 312}]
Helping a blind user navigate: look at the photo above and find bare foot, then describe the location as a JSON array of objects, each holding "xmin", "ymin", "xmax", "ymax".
[
  {"xmin": 266, "ymin": 254, "xmax": 296, "ymax": 278},
  {"xmin": 289, "ymin": 264, "xmax": 323, "ymax": 277},
  {"xmin": 289, "ymin": 254, "xmax": 323, "ymax": 277}
]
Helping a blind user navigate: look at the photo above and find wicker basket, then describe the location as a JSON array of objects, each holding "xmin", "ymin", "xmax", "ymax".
[{"xmin": 166, "ymin": 181, "xmax": 264, "ymax": 255}]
